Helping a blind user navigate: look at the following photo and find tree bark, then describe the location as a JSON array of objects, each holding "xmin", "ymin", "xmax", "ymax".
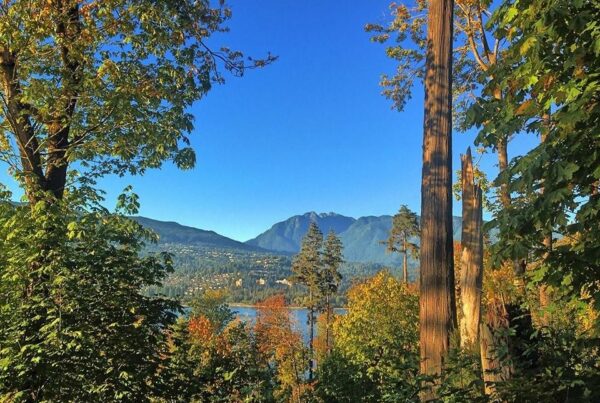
[
  {"xmin": 419, "ymin": 0, "xmax": 455, "ymax": 398},
  {"xmin": 459, "ymin": 148, "xmax": 483, "ymax": 349}
]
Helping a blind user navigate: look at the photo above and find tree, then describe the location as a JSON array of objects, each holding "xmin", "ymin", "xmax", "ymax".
[
  {"xmin": 0, "ymin": 195, "xmax": 179, "ymax": 401},
  {"xmin": 290, "ymin": 221, "xmax": 323, "ymax": 381},
  {"xmin": 254, "ymin": 295, "xmax": 309, "ymax": 403},
  {"xmin": 0, "ymin": 0, "xmax": 274, "ymax": 204},
  {"xmin": 365, "ymin": 1, "xmax": 509, "ymax": 196},
  {"xmin": 189, "ymin": 289, "xmax": 235, "ymax": 333},
  {"xmin": 0, "ymin": 1, "xmax": 273, "ymax": 398},
  {"xmin": 163, "ymin": 291, "xmax": 274, "ymax": 402},
  {"xmin": 321, "ymin": 230, "xmax": 344, "ymax": 353},
  {"xmin": 464, "ymin": 3, "xmax": 600, "ymax": 397},
  {"xmin": 468, "ymin": 0, "xmax": 600, "ymax": 318},
  {"xmin": 366, "ymin": 2, "xmax": 532, "ymax": 388},
  {"xmin": 330, "ymin": 271, "xmax": 420, "ymax": 401},
  {"xmin": 382, "ymin": 205, "xmax": 419, "ymax": 283},
  {"xmin": 418, "ymin": 0, "xmax": 456, "ymax": 398}
]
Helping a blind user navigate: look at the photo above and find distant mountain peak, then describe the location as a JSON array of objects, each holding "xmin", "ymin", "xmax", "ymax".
[
  {"xmin": 246, "ymin": 212, "xmax": 356, "ymax": 253},
  {"xmin": 245, "ymin": 211, "xmax": 464, "ymax": 268},
  {"xmin": 302, "ymin": 211, "xmax": 350, "ymax": 219}
]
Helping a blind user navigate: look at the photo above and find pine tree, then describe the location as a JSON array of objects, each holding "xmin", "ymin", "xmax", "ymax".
[
  {"xmin": 291, "ymin": 221, "xmax": 323, "ymax": 381},
  {"xmin": 321, "ymin": 230, "xmax": 344, "ymax": 353},
  {"xmin": 383, "ymin": 205, "xmax": 419, "ymax": 283}
]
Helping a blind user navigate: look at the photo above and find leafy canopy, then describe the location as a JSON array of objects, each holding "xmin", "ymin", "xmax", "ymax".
[{"xmin": 0, "ymin": 0, "xmax": 275, "ymax": 199}]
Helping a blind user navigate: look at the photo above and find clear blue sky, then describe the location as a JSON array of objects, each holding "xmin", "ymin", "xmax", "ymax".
[{"xmin": 0, "ymin": 0, "xmax": 537, "ymax": 241}]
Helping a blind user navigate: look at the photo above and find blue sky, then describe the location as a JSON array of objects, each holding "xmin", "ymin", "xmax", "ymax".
[{"xmin": 0, "ymin": 0, "xmax": 537, "ymax": 241}]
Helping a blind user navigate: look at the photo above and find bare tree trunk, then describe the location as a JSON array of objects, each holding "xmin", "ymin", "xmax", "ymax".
[
  {"xmin": 403, "ymin": 235, "xmax": 409, "ymax": 283},
  {"xmin": 459, "ymin": 148, "xmax": 484, "ymax": 349},
  {"xmin": 419, "ymin": 0, "xmax": 455, "ymax": 399}
]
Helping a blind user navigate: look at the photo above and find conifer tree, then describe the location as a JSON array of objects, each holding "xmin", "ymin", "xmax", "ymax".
[
  {"xmin": 291, "ymin": 221, "xmax": 324, "ymax": 381},
  {"xmin": 383, "ymin": 205, "xmax": 419, "ymax": 283},
  {"xmin": 321, "ymin": 230, "xmax": 344, "ymax": 353}
]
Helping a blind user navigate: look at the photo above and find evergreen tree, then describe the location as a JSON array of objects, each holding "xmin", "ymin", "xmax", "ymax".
[
  {"xmin": 290, "ymin": 221, "xmax": 323, "ymax": 381},
  {"xmin": 321, "ymin": 231, "xmax": 344, "ymax": 352},
  {"xmin": 383, "ymin": 205, "xmax": 420, "ymax": 283}
]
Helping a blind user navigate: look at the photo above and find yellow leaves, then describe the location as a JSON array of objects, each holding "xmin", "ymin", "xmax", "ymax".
[
  {"xmin": 520, "ymin": 36, "xmax": 537, "ymax": 55},
  {"xmin": 96, "ymin": 59, "xmax": 118, "ymax": 79},
  {"xmin": 515, "ymin": 99, "xmax": 534, "ymax": 116}
]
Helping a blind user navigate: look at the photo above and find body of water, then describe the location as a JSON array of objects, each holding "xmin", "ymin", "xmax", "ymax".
[{"xmin": 231, "ymin": 306, "xmax": 346, "ymax": 343}]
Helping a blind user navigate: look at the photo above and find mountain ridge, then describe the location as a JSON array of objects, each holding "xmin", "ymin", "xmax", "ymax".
[
  {"xmin": 132, "ymin": 212, "xmax": 464, "ymax": 267},
  {"xmin": 131, "ymin": 216, "xmax": 269, "ymax": 252},
  {"xmin": 246, "ymin": 211, "xmax": 464, "ymax": 266}
]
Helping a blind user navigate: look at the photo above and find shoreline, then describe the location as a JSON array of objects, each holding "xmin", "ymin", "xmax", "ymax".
[
  {"xmin": 228, "ymin": 303, "xmax": 347, "ymax": 310},
  {"xmin": 229, "ymin": 303, "xmax": 306, "ymax": 310}
]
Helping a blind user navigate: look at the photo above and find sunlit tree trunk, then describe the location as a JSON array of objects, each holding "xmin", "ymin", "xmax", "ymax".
[
  {"xmin": 459, "ymin": 148, "xmax": 483, "ymax": 349},
  {"xmin": 419, "ymin": 0, "xmax": 456, "ymax": 399}
]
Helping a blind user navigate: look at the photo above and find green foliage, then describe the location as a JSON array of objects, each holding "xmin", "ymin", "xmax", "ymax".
[
  {"xmin": 437, "ymin": 347, "xmax": 486, "ymax": 403},
  {"xmin": 315, "ymin": 349, "xmax": 378, "ymax": 402},
  {"xmin": 364, "ymin": 0, "xmax": 495, "ymax": 130},
  {"xmin": 493, "ymin": 324, "xmax": 600, "ymax": 402},
  {"xmin": 383, "ymin": 205, "xmax": 419, "ymax": 258},
  {"xmin": 0, "ymin": 0, "xmax": 275, "ymax": 198},
  {"xmin": 328, "ymin": 271, "xmax": 421, "ymax": 402},
  {"xmin": 0, "ymin": 196, "xmax": 179, "ymax": 401},
  {"xmin": 291, "ymin": 222, "xmax": 324, "ymax": 305},
  {"xmin": 321, "ymin": 231, "xmax": 344, "ymax": 296},
  {"xmin": 468, "ymin": 0, "xmax": 600, "ymax": 307},
  {"xmin": 189, "ymin": 289, "xmax": 235, "ymax": 332}
]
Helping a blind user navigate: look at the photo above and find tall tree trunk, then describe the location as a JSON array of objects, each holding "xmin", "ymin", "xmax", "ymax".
[
  {"xmin": 403, "ymin": 235, "xmax": 409, "ymax": 283},
  {"xmin": 419, "ymin": 0, "xmax": 455, "ymax": 398},
  {"xmin": 459, "ymin": 148, "xmax": 484, "ymax": 349}
]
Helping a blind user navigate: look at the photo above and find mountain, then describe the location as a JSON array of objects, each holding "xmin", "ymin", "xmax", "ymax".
[
  {"xmin": 338, "ymin": 215, "xmax": 398, "ymax": 265},
  {"xmin": 132, "ymin": 216, "xmax": 267, "ymax": 252},
  {"xmin": 246, "ymin": 212, "xmax": 464, "ymax": 266},
  {"xmin": 133, "ymin": 212, "xmax": 465, "ymax": 267},
  {"xmin": 245, "ymin": 212, "xmax": 356, "ymax": 253}
]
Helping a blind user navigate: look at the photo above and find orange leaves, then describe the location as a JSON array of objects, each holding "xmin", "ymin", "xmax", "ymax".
[
  {"xmin": 254, "ymin": 295, "xmax": 308, "ymax": 398},
  {"xmin": 254, "ymin": 295, "xmax": 302, "ymax": 359},
  {"xmin": 188, "ymin": 314, "xmax": 215, "ymax": 343}
]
